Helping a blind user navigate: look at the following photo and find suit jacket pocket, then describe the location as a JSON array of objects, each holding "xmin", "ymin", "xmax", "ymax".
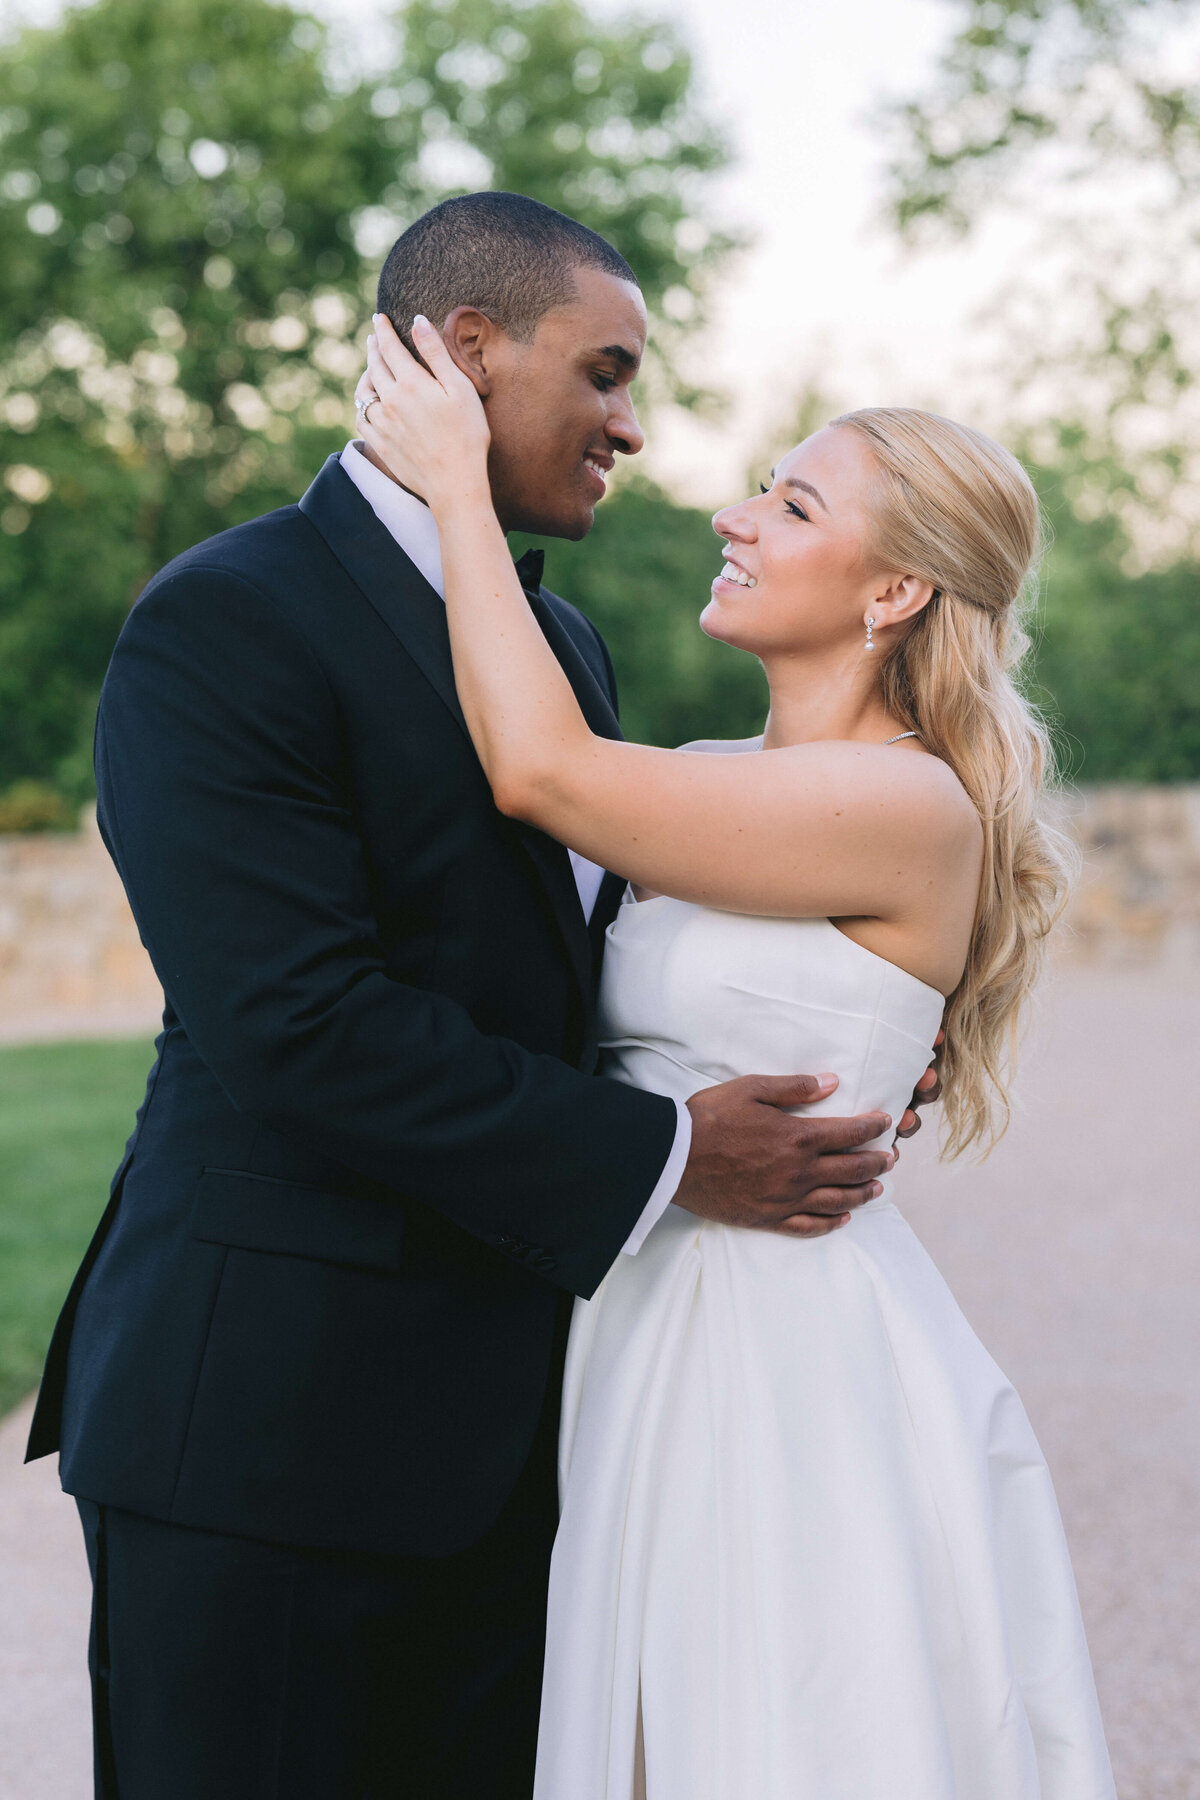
[{"xmin": 192, "ymin": 1168, "xmax": 406, "ymax": 1271}]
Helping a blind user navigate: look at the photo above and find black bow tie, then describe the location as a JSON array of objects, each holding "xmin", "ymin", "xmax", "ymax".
[{"xmin": 513, "ymin": 547, "xmax": 545, "ymax": 595}]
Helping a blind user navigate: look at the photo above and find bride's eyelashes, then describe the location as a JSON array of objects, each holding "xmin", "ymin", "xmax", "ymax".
[{"xmin": 758, "ymin": 481, "xmax": 810, "ymax": 522}]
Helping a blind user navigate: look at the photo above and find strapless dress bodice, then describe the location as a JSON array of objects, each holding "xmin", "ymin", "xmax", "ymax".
[{"xmin": 598, "ymin": 893, "xmax": 946, "ymax": 1212}]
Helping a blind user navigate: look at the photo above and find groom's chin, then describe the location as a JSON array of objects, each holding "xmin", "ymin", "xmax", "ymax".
[
  {"xmin": 507, "ymin": 502, "xmax": 596, "ymax": 542},
  {"xmin": 559, "ymin": 507, "xmax": 596, "ymax": 542}
]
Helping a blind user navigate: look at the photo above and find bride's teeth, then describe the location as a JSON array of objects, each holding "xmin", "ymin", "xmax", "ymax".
[{"xmin": 721, "ymin": 562, "xmax": 756, "ymax": 588}]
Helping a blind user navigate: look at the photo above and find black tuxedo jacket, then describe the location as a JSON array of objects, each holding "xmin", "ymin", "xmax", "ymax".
[{"xmin": 27, "ymin": 456, "xmax": 677, "ymax": 1557}]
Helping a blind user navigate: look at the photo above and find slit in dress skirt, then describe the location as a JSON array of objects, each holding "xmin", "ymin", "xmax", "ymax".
[{"xmin": 633, "ymin": 1676, "xmax": 647, "ymax": 1800}]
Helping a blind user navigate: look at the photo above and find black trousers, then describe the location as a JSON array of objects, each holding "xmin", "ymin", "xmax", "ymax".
[{"xmin": 76, "ymin": 1333, "xmax": 568, "ymax": 1800}]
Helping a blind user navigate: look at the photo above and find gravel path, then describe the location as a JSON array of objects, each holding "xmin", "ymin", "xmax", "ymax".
[
  {"xmin": 0, "ymin": 1404, "xmax": 91, "ymax": 1798},
  {"xmin": 1, "ymin": 963, "xmax": 1196, "ymax": 1799},
  {"xmin": 900, "ymin": 963, "xmax": 1200, "ymax": 1800}
]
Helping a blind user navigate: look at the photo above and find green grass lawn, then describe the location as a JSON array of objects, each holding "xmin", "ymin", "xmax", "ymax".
[{"xmin": 0, "ymin": 1037, "xmax": 155, "ymax": 1418}]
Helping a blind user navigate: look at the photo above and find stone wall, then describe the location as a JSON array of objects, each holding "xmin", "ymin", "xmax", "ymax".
[
  {"xmin": 1059, "ymin": 785, "xmax": 1200, "ymax": 967},
  {"xmin": 1, "ymin": 789, "xmax": 1197, "ymax": 1044},
  {"xmin": 0, "ymin": 808, "xmax": 162, "ymax": 1045}
]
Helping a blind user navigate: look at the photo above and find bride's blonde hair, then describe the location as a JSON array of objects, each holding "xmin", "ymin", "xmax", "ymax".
[{"xmin": 829, "ymin": 407, "xmax": 1076, "ymax": 1157}]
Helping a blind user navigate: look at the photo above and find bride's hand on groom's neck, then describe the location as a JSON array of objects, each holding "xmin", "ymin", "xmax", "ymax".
[{"xmin": 359, "ymin": 313, "xmax": 492, "ymax": 519}]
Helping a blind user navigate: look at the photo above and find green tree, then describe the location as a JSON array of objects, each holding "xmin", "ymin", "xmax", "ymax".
[
  {"xmin": 885, "ymin": 0, "xmax": 1200, "ymax": 239},
  {"xmin": 883, "ymin": 0, "xmax": 1200, "ymax": 544},
  {"xmin": 0, "ymin": 0, "xmax": 391, "ymax": 803},
  {"xmin": 1031, "ymin": 460, "xmax": 1200, "ymax": 782},
  {"xmin": 370, "ymin": 0, "xmax": 737, "ymax": 400},
  {"xmin": 883, "ymin": 0, "xmax": 1200, "ymax": 780},
  {"xmin": 0, "ymin": 0, "xmax": 733, "ymax": 812}
]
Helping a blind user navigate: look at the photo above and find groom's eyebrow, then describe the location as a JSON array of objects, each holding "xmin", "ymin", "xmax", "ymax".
[{"xmin": 593, "ymin": 342, "xmax": 640, "ymax": 371}]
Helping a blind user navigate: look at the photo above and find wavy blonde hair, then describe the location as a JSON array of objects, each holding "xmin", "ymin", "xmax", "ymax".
[{"xmin": 829, "ymin": 407, "xmax": 1076, "ymax": 1157}]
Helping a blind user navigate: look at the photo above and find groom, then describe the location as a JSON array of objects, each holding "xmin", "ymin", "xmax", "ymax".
[{"xmin": 27, "ymin": 193, "xmax": 916, "ymax": 1798}]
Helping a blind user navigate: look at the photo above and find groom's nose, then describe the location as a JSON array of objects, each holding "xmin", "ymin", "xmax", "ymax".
[{"xmin": 605, "ymin": 390, "xmax": 644, "ymax": 457}]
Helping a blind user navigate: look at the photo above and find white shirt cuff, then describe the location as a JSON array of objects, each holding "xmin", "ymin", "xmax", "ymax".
[{"xmin": 619, "ymin": 1099, "xmax": 692, "ymax": 1256}]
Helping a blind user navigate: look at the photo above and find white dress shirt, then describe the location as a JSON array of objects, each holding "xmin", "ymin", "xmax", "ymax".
[{"xmin": 339, "ymin": 441, "xmax": 690, "ymax": 1253}]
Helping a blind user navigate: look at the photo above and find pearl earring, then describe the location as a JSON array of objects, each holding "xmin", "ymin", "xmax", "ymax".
[{"xmin": 865, "ymin": 615, "xmax": 876, "ymax": 652}]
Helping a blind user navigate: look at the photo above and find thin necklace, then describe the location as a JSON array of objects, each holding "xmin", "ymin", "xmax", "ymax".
[{"xmin": 884, "ymin": 730, "xmax": 919, "ymax": 745}]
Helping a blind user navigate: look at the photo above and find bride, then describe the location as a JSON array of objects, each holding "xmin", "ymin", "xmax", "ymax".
[{"xmin": 358, "ymin": 314, "xmax": 1116, "ymax": 1798}]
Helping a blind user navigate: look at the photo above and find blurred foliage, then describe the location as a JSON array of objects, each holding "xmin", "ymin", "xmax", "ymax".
[
  {"xmin": 0, "ymin": 0, "xmax": 1194, "ymax": 813},
  {"xmin": 0, "ymin": 0, "xmax": 734, "ymax": 807},
  {"xmin": 0, "ymin": 0, "xmax": 390, "ymax": 800},
  {"xmin": 382, "ymin": 0, "xmax": 739, "ymax": 400},
  {"xmin": 884, "ymin": 0, "xmax": 1200, "ymax": 240},
  {"xmin": 883, "ymin": 0, "xmax": 1200, "ymax": 550},
  {"xmin": 1032, "ymin": 462, "xmax": 1200, "ymax": 782},
  {"xmin": 0, "ymin": 780, "xmax": 75, "ymax": 832},
  {"xmin": 522, "ymin": 478, "xmax": 767, "ymax": 748},
  {"xmin": 881, "ymin": 0, "xmax": 1200, "ymax": 779}
]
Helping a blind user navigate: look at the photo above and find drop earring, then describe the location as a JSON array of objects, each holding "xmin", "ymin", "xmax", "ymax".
[{"xmin": 864, "ymin": 615, "xmax": 875, "ymax": 652}]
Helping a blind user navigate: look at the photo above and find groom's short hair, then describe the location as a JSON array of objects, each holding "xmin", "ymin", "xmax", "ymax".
[{"xmin": 377, "ymin": 193, "xmax": 637, "ymax": 352}]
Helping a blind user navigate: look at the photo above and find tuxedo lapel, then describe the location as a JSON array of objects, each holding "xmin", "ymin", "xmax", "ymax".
[
  {"xmin": 298, "ymin": 457, "xmax": 598, "ymax": 1010},
  {"xmin": 516, "ymin": 563, "xmax": 629, "ymax": 971},
  {"xmin": 505, "ymin": 562, "xmax": 627, "ymax": 1005},
  {"xmin": 299, "ymin": 456, "xmax": 468, "ymax": 740},
  {"xmin": 525, "ymin": 594, "xmax": 622, "ymax": 742}
]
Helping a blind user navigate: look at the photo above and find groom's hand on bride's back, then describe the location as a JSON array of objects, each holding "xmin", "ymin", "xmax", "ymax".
[{"xmin": 674, "ymin": 1074, "xmax": 895, "ymax": 1239}]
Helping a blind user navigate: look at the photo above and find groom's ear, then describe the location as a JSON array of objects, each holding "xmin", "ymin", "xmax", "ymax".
[{"xmin": 440, "ymin": 305, "xmax": 497, "ymax": 398}]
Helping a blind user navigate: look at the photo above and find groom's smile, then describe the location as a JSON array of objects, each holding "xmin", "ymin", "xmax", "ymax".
[{"xmin": 582, "ymin": 450, "xmax": 615, "ymax": 498}]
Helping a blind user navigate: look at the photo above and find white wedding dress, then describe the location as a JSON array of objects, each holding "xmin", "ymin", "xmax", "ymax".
[{"xmin": 534, "ymin": 885, "xmax": 1116, "ymax": 1798}]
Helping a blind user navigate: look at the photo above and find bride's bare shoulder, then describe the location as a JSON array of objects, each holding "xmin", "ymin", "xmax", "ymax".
[
  {"xmin": 664, "ymin": 731, "xmax": 979, "ymax": 866},
  {"xmin": 766, "ymin": 736, "xmax": 982, "ymax": 858},
  {"xmin": 887, "ymin": 742, "xmax": 980, "ymax": 829},
  {"xmin": 850, "ymin": 740, "xmax": 982, "ymax": 855}
]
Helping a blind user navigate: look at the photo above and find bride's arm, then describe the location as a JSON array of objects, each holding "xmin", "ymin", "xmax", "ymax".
[{"xmin": 361, "ymin": 316, "xmax": 976, "ymax": 923}]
